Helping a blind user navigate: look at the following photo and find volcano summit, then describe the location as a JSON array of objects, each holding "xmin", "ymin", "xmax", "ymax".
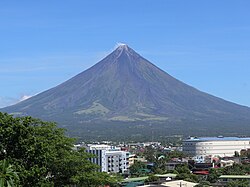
[{"xmin": 2, "ymin": 45, "xmax": 250, "ymax": 140}]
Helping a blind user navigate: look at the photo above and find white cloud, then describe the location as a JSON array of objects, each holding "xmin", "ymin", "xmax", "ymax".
[
  {"xmin": 113, "ymin": 42, "xmax": 127, "ymax": 50},
  {"xmin": 19, "ymin": 95, "xmax": 32, "ymax": 102},
  {"xmin": 0, "ymin": 94, "xmax": 34, "ymax": 108}
]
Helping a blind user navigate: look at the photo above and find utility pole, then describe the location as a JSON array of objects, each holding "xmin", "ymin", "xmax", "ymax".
[{"xmin": 177, "ymin": 181, "xmax": 187, "ymax": 187}]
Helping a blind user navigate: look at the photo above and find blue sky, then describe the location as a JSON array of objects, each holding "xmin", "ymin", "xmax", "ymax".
[{"xmin": 0, "ymin": 0, "xmax": 250, "ymax": 107}]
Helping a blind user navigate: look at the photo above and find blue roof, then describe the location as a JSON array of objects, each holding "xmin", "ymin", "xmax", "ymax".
[{"xmin": 184, "ymin": 136, "xmax": 250, "ymax": 142}]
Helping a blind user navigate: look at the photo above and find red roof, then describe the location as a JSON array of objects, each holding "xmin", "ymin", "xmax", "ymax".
[{"xmin": 193, "ymin": 171, "xmax": 209, "ymax": 175}]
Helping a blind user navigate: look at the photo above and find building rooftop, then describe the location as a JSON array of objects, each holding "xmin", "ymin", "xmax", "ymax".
[
  {"xmin": 155, "ymin": 173, "xmax": 177, "ymax": 178},
  {"xmin": 184, "ymin": 136, "xmax": 250, "ymax": 142},
  {"xmin": 122, "ymin": 176, "xmax": 148, "ymax": 182},
  {"xmin": 122, "ymin": 174, "xmax": 177, "ymax": 183},
  {"xmin": 219, "ymin": 175, "xmax": 250, "ymax": 179},
  {"xmin": 161, "ymin": 180, "xmax": 198, "ymax": 187}
]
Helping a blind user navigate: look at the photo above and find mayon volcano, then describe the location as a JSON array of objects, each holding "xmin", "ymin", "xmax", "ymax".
[{"xmin": 2, "ymin": 45, "xmax": 250, "ymax": 140}]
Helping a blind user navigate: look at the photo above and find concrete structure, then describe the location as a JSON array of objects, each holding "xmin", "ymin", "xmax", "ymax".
[
  {"xmin": 105, "ymin": 150, "xmax": 128, "ymax": 173},
  {"xmin": 161, "ymin": 180, "xmax": 198, "ymax": 187},
  {"xmin": 220, "ymin": 160, "xmax": 234, "ymax": 167},
  {"xmin": 139, "ymin": 180, "xmax": 198, "ymax": 187},
  {"xmin": 85, "ymin": 144, "xmax": 129, "ymax": 173},
  {"xmin": 128, "ymin": 154, "xmax": 147, "ymax": 167},
  {"xmin": 122, "ymin": 174, "xmax": 177, "ymax": 187},
  {"xmin": 183, "ymin": 136, "xmax": 250, "ymax": 157}
]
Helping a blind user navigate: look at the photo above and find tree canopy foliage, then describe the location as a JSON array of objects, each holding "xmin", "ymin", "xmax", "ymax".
[
  {"xmin": 0, "ymin": 112, "xmax": 119, "ymax": 187},
  {"xmin": 0, "ymin": 159, "xmax": 19, "ymax": 187},
  {"xmin": 129, "ymin": 161, "xmax": 148, "ymax": 177},
  {"xmin": 227, "ymin": 179, "xmax": 249, "ymax": 187}
]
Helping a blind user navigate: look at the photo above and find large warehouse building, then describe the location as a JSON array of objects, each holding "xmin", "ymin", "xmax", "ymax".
[{"xmin": 183, "ymin": 136, "xmax": 250, "ymax": 157}]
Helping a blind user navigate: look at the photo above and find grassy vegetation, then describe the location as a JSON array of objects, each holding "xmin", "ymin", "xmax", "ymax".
[{"xmin": 75, "ymin": 101, "xmax": 110, "ymax": 115}]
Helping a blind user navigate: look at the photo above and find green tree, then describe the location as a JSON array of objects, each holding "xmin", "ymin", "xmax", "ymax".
[
  {"xmin": 175, "ymin": 164, "xmax": 198, "ymax": 183},
  {"xmin": 227, "ymin": 179, "xmax": 249, "ymax": 187},
  {"xmin": 129, "ymin": 161, "xmax": 147, "ymax": 176},
  {"xmin": 144, "ymin": 174, "xmax": 159, "ymax": 183},
  {"xmin": 144, "ymin": 146, "xmax": 157, "ymax": 163},
  {"xmin": 234, "ymin": 151, "xmax": 240, "ymax": 157},
  {"xmin": 0, "ymin": 159, "xmax": 19, "ymax": 187},
  {"xmin": 0, "ymin": 112, "xmax": 119, "ymax": 187},
  {"xmin": 166, "ymin": 151, "xmax": 187, "ymax": 159},
  {"xmin": 175, "ymin": 164, "xmax": 190, "ymax": 174},
  {"xmin": 72, "ymin": 171, "xmax": 121, "ymax": 187},
  {"xmin": 194, "ymin": 181, "xmax": 211, "ymax": 187},
  {"xmin": 207, "ymin": 168, "xmax": 223, "ymax": 183},
  {"xmin": 223, "ymin": 163, "xmax": 245, "ymax": 175},
  {"xmin": 153, "ymin": 156, "xmax": 168, "ymax": 173}
]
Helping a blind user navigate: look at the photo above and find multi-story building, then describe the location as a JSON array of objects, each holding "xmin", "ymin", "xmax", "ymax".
[
  {"xmin": 128, "ymin": 154, "xmax": 147, "ymax": 167},
  {"xmin": 105, "ymin": 150, "xmax": 128, "ymax": 173},
  {"xmin": 183, "ymin": 136, "xmax": 250, "ymax": 157},
  {"xmin": 84, "ymin": 144, "xmax": 129, "ymax": 174}
]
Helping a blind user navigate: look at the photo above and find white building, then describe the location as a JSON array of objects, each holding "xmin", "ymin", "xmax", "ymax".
[
  {"xmin": 105, "ymin": 150, "xmax": 128, "ymax": 173},
  {"xmin": 85, "ymin": 144, "xmax": 129, "ymax": 173},
  {"xmin": 183, "ymin": 136, "xmax": 250, "ymax": 157}
]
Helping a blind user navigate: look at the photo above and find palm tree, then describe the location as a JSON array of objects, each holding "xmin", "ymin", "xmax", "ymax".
[{"xmin": 0, "ymin": 159, "xmax": 19, "ymax": 187}]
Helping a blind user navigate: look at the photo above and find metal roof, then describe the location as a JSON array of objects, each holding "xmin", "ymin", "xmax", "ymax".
[
  {"xmin": 219, "ymin": 175, "xmax": 250, "ymax": 179},
  {"xmin": 122, "ymin": 176, "xmax": 148, "ymax": 182},
  {"xmin": 183, "ymin": 136, "xmax": 250, "ymax": 142}
]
